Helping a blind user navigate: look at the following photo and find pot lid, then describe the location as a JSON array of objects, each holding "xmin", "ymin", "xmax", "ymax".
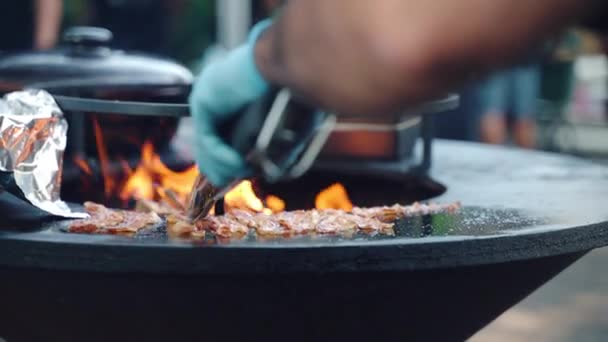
[
  {"xmin": 0, "ymin": 26, "xmax": 193, "ymax": 88},
  {"xmin": 0, "ymin": 26, "xmax": 458, "ymax": 120}
]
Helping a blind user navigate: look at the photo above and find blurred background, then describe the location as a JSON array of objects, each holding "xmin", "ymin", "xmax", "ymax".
[
  {"xmin": 61, "ymin": 0, "xmax": 217, "ymax": 71},
  {"xmin": 1, "ymin": 1, "xmax": 608, "ymax": 341},
  {"xmin": 59, "ymin": 0, "xmax": 607, "ymax": 164},
  {"xmin": 3, "ymin": 0, "xmax": 605, "ymax": 161}
]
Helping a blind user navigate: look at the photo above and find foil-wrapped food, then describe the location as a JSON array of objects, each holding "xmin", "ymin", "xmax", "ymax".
[{"xmin": 0, "ymin": 90, "xmax": 86, "ymax": 218}]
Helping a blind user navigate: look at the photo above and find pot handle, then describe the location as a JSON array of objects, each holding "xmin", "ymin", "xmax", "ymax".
[
  {"xmin": 63, "ymin": 26, "xmax": 113, "ymax": 48},
  {"xmin": 52, "ymin": 94, "xmax": 191, "ymax": 117}
]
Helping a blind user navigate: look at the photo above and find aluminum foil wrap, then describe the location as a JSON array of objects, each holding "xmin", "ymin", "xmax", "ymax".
[{"xmin": 0, "ymin": 90, "xmax": 87, "ymax": 218}]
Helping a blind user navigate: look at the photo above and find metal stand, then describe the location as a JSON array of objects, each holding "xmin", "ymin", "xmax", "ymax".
[{"xmin": 217, "ymin": 0, "xmax": 252, "ymax": 49}]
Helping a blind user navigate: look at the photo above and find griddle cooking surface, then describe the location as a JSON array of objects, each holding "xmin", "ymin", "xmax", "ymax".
[
  {"xmin": 1, "ymin": 140, "xmax": 608, "ymax": 274},
  {"xmin": 0, "ymin": 204, "xmax": 546, "ymax": 242}
]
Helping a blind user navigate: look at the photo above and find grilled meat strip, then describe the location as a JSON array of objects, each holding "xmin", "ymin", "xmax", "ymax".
[
  {"xmin": 69, "ymin": 202, "xmax": 161, "ymax": 236},
  {"xmin": 69, "ymin": 201, "xmax": 460, "ymax": 239}
]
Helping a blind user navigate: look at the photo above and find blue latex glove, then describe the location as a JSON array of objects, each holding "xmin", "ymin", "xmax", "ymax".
[{"xmin": 189, "ymin": 20, "xmax": 272, "ymax": 187}]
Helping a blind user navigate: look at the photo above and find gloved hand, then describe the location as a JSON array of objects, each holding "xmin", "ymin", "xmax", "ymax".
[{"xmin": 189, "ymin": 20, "xmax": 272, "ymax": 188}]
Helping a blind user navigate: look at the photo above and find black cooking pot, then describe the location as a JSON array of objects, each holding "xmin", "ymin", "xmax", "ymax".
[{"xmin": 0, "ymin": 26, "xmax": 193, "ymax": 158}]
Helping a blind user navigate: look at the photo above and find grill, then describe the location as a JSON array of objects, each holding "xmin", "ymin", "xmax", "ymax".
[
  {"xmin": 1, "ymin": 141, "xmax": 608, "ymax": 341},
  {"xmin": 1, "ymin": 26, "xmax": 608, "ymax": 342}
]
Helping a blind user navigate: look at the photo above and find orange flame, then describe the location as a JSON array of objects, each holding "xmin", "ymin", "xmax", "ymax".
[
  {"xmin": 73, "ymin": 156, "xmax": 92, "ymax": 176},
  {"xmin": 224, "ymin": 180, "xmax": 265, "ymax": 213},
  {"xmin": 89, "ymin": 125, "xmax": 355, "ymax": 213},
  {"xmin": 93, "ymin": 117, "xmax": 115, "ymax": 198},
  {"xmin": 315, "ymin": 183, "xmax": 353, "ymax": 211},
  {"xmin": 119, "ymin": 141, "xmax": 198, "ymax": 206},
  {"xmin": 266, "ymin": 195, "xmax": 286, "ymax": 213},
  {"xmin": 115, "ymin": 141, "xmax": 283, "ymax": 214},
  {"xmin": 119, "ymin": 162, "xmax": 155, "ymax": 201}
]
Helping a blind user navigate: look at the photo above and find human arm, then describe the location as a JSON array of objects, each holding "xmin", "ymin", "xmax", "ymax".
[
  {"xmin": 189, "ymin": 21, "xmax": 272, "ymax": 187},
  {"xmin": 190, "ymin": 0, "xmax": 606, "ymax": 187},
  {"xmin": 255, "ymin": 0, "xmax": 606, "ymax": 116},
  {"xmin": 33, "ymin": 0, "xmax": 63, "ymax": 50}
]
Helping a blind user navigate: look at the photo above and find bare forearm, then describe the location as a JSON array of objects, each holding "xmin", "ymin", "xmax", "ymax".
[
  {"xmin": 256, "ymin": 0, "xmax": 601, "ymax": 116},
  {"xmin": 34, "ymin": 0, "xmax": 63, "ymax": 50}
]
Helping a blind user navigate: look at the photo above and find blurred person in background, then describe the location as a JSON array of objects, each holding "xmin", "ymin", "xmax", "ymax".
[
  {"xmin": 476, "ymin": 29, "xmax": 585, "ymax": 149},
  {"xmin": 0, "ymin": 0, "xmax": 63, "ymax": 53},
  {"xmin": 541, "ymin": 30, "xmax": 582, "ymax": 116},
  {"xmin": 478, "ymin": 60, "xmax": 542, "ymax": 148}
]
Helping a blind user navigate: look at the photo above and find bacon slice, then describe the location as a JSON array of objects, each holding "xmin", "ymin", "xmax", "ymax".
[{"xmin": 69, "ymin": 202, "xmax": 161, "ymax": 236}]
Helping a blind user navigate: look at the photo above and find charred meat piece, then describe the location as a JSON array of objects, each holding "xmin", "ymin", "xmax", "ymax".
[
  {"xmin": 315, "ymin": 210, "xmax": 359, "ymax": 235},
  {"xmin": 70, "ymin": 199, "xmax": 460, "ymax": 240},
  {"xmin": 314, "ymin": 209, "xmax": 393, "ymax": 235},
  {"xmin": 275, "ymin": 210, "xmax": 319, "ymax": 235},
  {"xmin": 351, "ymin": 205, "xmax": 403, "ymax": 223},
  {"xmin": 347, "ymin": 214, "xmax": 395, "ymax": 235},
  {"xmin": 69, "ymin": 202, "xmax": 161, "ymax": 236},
  {"xmin": 197, "ymin": 214, "xmax": 249, "ymax": 238},
  {"xmin": 228, "ymin": 209, "xmax": 258, "ymax": 228},
  {"xmin": 352, "ymin": 202, "xmax": 462, "ymax": 222},
  {"xmin": 136, "ymin": 200, "xmax": 205, "ymax": 240},
  {"xmin": 190, "ymin": 202, "xmax": 462, "ymax": 238},
  {"xmin": 247, "ymin": 215, "xmax": 286, "ymax": 237},
  {"xmin": 229, "ymin": 210, "xmax": 287, "ymax": 237},
  {"xmin": 166, "ymin": 214, "xmax": 205, "ymax": 240}
]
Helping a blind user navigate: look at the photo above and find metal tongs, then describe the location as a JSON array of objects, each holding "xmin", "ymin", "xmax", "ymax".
[{"xmin": 187, "ymin": 88, "xmax": 337, "ymax": 222}]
